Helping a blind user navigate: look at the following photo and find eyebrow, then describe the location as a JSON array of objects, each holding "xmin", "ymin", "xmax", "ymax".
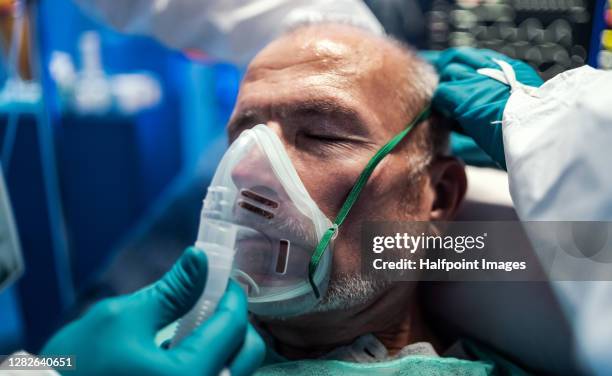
[{"xmin": 227, "ymin": 98, "xmax": 371, "ymax": 139}]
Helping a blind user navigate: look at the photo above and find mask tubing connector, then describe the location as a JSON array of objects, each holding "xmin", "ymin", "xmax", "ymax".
[{"xmin": 330, "ymin": 223, "xmax": 339, "ymax": 240}]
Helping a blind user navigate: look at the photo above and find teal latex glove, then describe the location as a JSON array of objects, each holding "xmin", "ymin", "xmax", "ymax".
[
  {"xmin": 42, "ymin": 247, "xmax": 265, "ymax": 376},
  {"xmin": 423, "ymin": 47, "xmax": 544, "ymax": 169}
]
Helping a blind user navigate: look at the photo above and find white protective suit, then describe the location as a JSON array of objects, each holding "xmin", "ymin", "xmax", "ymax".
[
  {"xmin": 73, "ymin": 0, "xmax": 384, "ymax": 66},
  {"xmin": 497, "ymin": 64, "xmax": 612, "ymax": 376}
]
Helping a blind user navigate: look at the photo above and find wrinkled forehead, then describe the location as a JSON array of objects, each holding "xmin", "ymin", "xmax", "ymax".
[
  {"xmin": 230, "ymin": 26, "xmax": 408, "ymax": 140},
  {"xmin": 245, "ymin": 27, "xmax": 377, "ymax": 80}
]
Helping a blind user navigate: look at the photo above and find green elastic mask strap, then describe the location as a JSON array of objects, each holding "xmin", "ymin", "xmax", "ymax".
[{"xmin": 308, "ymin": 105, "xmax": 432, "ymax": 298}]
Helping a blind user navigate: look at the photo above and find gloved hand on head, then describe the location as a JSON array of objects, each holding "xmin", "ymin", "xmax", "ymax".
[
  {"xmin": 42, "ymin": 247, "xmax": 265, "ymax": 376},
  {"xmin": 422, "ymin": 47, "xmax": 543, "ymax": 169}
]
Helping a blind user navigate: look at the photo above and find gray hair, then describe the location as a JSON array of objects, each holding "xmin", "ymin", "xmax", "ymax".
[{"xmin": 367, "ymin": 37, "xmax": 450, "ymax": 184}]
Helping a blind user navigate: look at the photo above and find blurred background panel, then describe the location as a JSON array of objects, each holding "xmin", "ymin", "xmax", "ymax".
[
  {"xmin": 427, "ymin": 0, "xmax": 596, "ymax": 80},
  {"xmin": 0, "ymin": 0, "xmax": 241, "ymax": 352},
  {"xmin": 366, "ymin": 0, "xmax": 611, "ymax": 80}
]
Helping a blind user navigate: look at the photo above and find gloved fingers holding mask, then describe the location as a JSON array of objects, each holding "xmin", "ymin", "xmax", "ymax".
[
  {"xmin": 423, "ymin": 47, "xmax": 544, "ymax": 169},
  {"xmin": 41, "ymin": 247, "xmax": 265, "ymax": 376}
]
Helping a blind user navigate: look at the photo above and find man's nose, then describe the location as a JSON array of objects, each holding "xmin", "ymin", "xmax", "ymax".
[{"xmin": 230, "ymin": 123, "xmax": 288, "ymax": 200}]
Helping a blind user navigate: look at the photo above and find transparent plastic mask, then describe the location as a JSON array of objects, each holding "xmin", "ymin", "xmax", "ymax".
[{"xmin": 197, "ymin": 124, "xmax": 332, "ymax": 317}]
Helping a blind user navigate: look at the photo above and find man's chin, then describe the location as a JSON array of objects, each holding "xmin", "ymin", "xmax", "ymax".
[{"xmin": 251, "ymin": 274, "xmax": 392, "ymax": 323}]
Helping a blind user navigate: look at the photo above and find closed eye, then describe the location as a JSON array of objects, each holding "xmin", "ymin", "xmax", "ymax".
[
  {"xmin": 303, "ymin": 133, "xmax": 350, "ymax": 143},
  {"xmin": 298, "ymin": 133, "xmax": 375, "ymax": 157},
  {"xmin": 302, "ymin": 133, "xmax": 376, "ymax": 148}
]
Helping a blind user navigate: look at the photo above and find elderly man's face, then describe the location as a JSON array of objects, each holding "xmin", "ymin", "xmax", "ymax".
[{"xmin": 227, "ymin": 26, "xmax": 464, "ymax": 311}]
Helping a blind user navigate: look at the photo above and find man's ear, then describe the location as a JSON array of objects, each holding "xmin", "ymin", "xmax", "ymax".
[{"xmin": 428, "ymin": 156, "xmax": 467, "ymax": 220}]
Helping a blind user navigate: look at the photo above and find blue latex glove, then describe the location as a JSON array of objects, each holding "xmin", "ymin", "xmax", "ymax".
[
  {"xmin": 423, "ymin": 47, "xmax": 544, "ymax": 169},
  {"xmin": 42, "ymin": 247, "xmax": 265, "ymax": 376}
]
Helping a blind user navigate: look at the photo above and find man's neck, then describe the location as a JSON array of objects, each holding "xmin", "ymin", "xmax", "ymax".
[{"xmin": 256, "ymin": 283, "xmax": 440, "ymax": 360}]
